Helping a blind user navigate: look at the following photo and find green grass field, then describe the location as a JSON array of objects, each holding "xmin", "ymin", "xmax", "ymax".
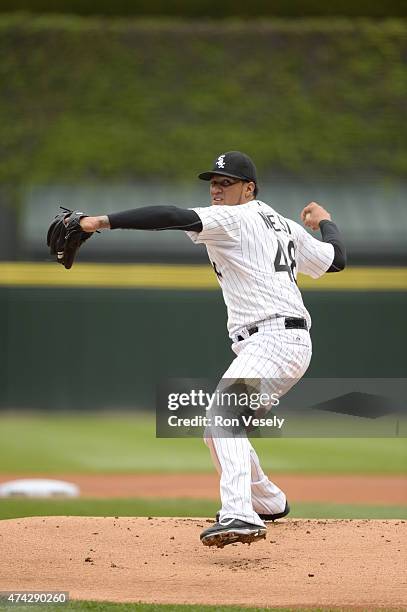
[
  {"xmin": 0, "ymin": 413, "xmax": 405, "ymax": 521},
  {"xmin": 0, "ymin": 413, "xmax": 405, "ymax": 474},
  {"xmin": 0, "ymin": 497, "xmax": 405, "ymax": 521}
]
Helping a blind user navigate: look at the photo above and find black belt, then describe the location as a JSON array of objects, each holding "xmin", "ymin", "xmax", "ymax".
[{"xmin": 236, "ymin": 317, "xmax": 308, "ymax": 342}]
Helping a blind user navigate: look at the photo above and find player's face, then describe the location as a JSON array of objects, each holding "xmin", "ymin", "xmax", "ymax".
[{"xmin": 210, "ymin": 176, "xmax": 254, "ymax": 206}]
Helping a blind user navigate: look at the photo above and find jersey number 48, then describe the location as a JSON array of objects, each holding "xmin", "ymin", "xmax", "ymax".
[{"xmin": 274, "ymin": 239, "xmax": 296, "ymax": 283}]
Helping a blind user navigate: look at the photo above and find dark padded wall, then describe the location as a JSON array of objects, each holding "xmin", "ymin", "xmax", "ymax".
[{"xmin": 1, "ymin": 288, "xmax": 405, "ymax": 410}]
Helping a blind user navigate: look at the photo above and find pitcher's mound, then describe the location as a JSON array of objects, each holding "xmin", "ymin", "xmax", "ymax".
[{"xmin": 0, "ymin": 516, "xmax": 405, "ymax": 609}]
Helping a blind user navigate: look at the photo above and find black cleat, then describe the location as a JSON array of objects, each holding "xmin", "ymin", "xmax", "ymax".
[
  {"xmin": 215, "ymin": 500, "xmax": 290, "ymax": 523},
  {"xmin": 200, "ymin": 518, "xmax": 266, "ymax": 548}
]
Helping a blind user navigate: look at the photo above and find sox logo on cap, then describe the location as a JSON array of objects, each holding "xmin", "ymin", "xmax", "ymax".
[{"xmin": 216, "ymin": 155, "xmax": 226, "ymax": 168}]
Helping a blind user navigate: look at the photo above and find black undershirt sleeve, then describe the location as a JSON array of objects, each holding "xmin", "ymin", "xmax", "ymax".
[
  {"xmin": 107, "ymin": 206, "xmax": 203, "ymax": 232},
  {"xmin": 319, "ymin": 220, "xmax": 346, "ymax": 272}
]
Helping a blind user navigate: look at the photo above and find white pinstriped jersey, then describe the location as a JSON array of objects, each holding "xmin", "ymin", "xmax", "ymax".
[{"xmin": 186, "ymin": 200, "xmax": 334, "ymax": 337}]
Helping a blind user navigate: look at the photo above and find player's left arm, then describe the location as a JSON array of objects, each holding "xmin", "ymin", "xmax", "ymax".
[
  {"xmin": 81, "ymin": 205, "xmax": 241, "ymax": 247},
  {"xmin": 300, "ymin": 202, "xmax": 346, "ymax": 272}
]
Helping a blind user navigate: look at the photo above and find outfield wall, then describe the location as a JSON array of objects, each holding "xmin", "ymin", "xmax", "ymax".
[
  {"xmin": 1, "ymin": 16, "xmax": 406, "ymax": 189},
  {"xmin": 1, "ymin": 1, "xmax": 406, "ymax": 18},
  {"xmin": 1, "ymin": 264, "xmax": 406, "ymax": 410}
]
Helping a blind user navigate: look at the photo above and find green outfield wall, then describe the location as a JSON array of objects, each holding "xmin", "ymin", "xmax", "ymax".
[
  {"xmin": 1, "ymin": 1, "xmax": 406, "ymax": 19},
  {"xmin": 1, "ymin": 15, "xmax": 406, "ymax": 193},
  {"xmin": 1, "ymin": 280, "xmax": 406, "ymax": 410}
]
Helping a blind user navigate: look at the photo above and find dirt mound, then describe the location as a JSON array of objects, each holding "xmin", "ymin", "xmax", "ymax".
[{"xmin": 0, "ymin": 516, "xmax": 405, "ymax": 609}]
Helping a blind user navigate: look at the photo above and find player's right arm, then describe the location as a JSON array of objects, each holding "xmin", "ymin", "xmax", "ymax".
[
  {"xmin": 79, "ymin": 206, "xmax": 203, "ymax": 233},
  {"xmin": 294, "ymin": 201, "xmax": 346, "ymax": 278}
]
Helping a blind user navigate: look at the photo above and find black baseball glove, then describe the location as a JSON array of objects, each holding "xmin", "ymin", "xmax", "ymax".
[{"xmin": 47, "ymin": 207, "xmax": 94, "ymax": 269}]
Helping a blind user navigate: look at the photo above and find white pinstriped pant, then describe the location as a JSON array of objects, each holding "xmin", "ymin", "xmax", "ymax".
[{"xmin": 205, "ymin": 321, "xmax": 312, "ymax": 526}]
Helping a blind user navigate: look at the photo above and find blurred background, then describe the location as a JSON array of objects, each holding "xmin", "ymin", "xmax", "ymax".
[
  {"xmin": 0, "ymin": 1, "xmax": 406, "ymax": 521},
  {"xmin": 0, "ymin": 0, "xmax": 406, "ymax": 411},
  {"xmin": 1, "ymin": 4, "xmax": 407, "ymax": 266}
]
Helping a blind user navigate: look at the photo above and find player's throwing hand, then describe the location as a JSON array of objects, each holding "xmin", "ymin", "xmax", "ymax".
[{"xmin": 301, "ymin": 201, "xmax": 331, "ymax": 231}]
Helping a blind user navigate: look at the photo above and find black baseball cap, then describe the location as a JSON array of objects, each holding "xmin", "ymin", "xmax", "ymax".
[{"xmin": 198, "ymin": 151, "xmax": 257, "ymax": 184}]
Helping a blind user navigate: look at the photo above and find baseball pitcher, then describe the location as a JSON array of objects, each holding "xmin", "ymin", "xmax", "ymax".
[{"xmin": 47, "ymin": 151, "xmax": 346, "ymax": 548}]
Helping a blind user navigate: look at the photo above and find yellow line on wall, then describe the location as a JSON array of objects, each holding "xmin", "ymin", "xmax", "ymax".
[
  {"xmin": 0, "ymin": 262, "xmax": 406, "ymax": 291},
  {"xmin": 0, "ymin": 263, "xmax": 216, "ymax": 289}
]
